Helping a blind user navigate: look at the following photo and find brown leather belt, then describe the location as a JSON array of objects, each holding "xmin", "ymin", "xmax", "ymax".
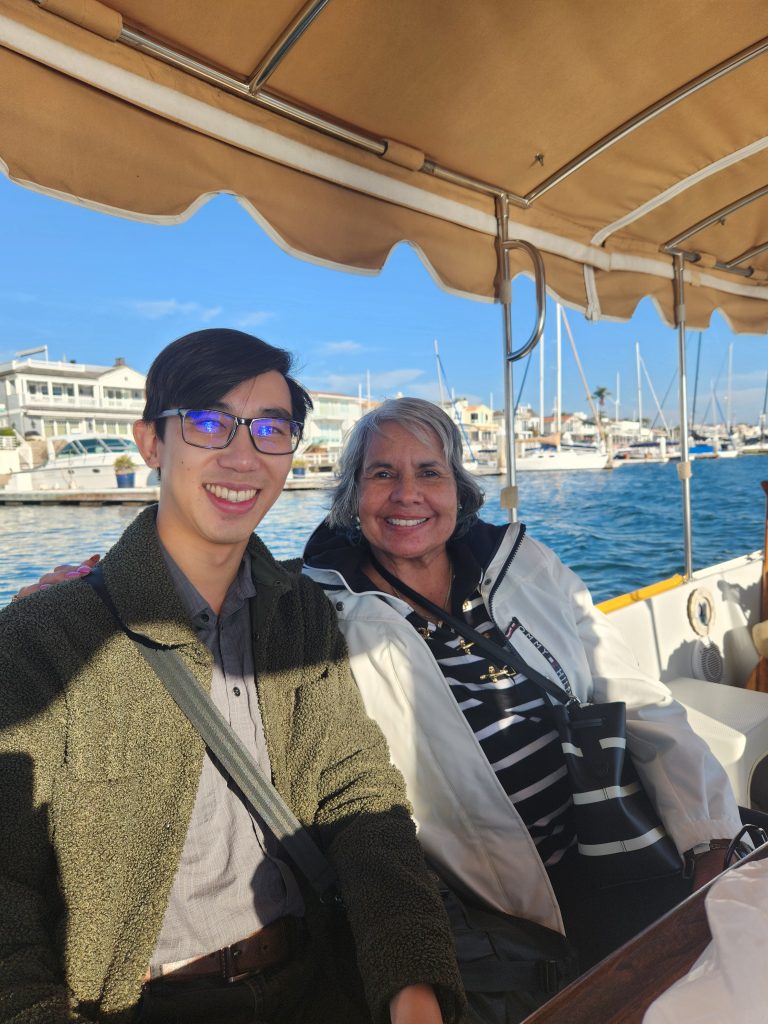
[{"xmin": 144, "ymin": 917, "xmax": 295, "ymax": 984}]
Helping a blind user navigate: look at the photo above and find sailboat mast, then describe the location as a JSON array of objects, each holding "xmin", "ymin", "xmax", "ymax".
[
  {"xmin": 690, "ymin": 331, "xmax": 702, "ymax": 430},
  {"xmin": 727, "ymin": 342, "xmax": 733, "ymax": 434},
  {"xmin": 615, "ymin": 371, "xmax": 620, "ymax": 423},
  {"xmin": 639, "ymin": 353, "xmax": 671, "ymax": 434},
  {"xmin": 559, "ymin": 307, "xmax": 605, "ymax": 443},
  {"xmin": 635, "ymin": 342, "xmax": 643, "ymax": 436},
  {"xmin": 539, "ymin": 332, "xmax": 545, "ymax": 436},
  {"xmin": 434, "ymin": 338, "xmax": 446, "ymax": 409}
]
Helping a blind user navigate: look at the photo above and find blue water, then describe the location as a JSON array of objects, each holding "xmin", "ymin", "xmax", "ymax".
[{"xmin": 1, "ymin": 457, "xmax": 766, "ymax": 607}]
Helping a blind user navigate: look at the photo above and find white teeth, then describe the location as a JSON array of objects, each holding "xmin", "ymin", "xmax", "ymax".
[
  {"xmin": 387, "ymin": 517, "xmax": 427, "ymax": 527},
  {"xmin": 205, "ymin": 484, "xmax": 258, "ymax": 503}
]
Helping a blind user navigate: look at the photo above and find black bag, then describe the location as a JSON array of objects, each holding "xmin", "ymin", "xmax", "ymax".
[
  {"xmin": 551, "ymin": 701, "xmax": 681, "ymax": 887},
  {"xmin": 439, "ymin": 882, "xmax": 577, "ymax": 1024},
  {"xmin": 369, "ymin": 554, "xmax": 682, "ymax": 889}
]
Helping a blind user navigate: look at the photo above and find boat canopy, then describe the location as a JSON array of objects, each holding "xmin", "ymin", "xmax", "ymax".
[{"xmin": 2, "ymin": 0, "xmax": 768, "ymax": 333}]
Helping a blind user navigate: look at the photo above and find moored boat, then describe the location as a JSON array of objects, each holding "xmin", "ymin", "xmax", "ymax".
[
  {"xmin": 516, "ymin": 444, "xmax": 612, "ymax": 472},
  {"xmin": 2, "ymin": 433, "xmax": 156, "ymax": 491}
]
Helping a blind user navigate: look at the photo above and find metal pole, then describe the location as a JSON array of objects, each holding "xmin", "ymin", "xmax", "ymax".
[
  {"xmin": 556, "ymin": 304, "xmax": 562, "ymax": 435},
  {"xmin": 496, "ymin": 195, "xmax": 518, "ymax": 523},
  {"xmin": 673, "ymin": 254, "xmax": 694, "ymax": 579}
]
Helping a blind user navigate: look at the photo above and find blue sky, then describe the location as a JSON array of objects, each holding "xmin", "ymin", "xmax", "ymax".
[{"xmin": 1, "ymin": 172, "xmax": 765, "ymax": 426}]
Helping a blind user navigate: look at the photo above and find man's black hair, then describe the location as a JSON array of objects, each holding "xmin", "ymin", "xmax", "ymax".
[{"xmin": 142, "ymin": 329, "xmax": 313, "ymax": 439}]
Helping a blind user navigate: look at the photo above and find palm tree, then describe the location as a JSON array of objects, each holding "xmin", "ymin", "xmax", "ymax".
[{"xmin": 591, "ymin": 385, "xmax": 611, "ymax": 421}]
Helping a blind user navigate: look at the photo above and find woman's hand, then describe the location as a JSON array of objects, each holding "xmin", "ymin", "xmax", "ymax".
[
  {"xmin": 12, "ymin": 554, "xmax": 100, "ymax": 602},
  {"xmin": 389, "ymin": 984, "xmax": 444, "ymax": 1024}
]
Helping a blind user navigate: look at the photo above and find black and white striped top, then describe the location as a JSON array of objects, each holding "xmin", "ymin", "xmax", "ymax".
[{"xmin": 402, "ymin": 554, "xmax": 576, "ymax": 867}]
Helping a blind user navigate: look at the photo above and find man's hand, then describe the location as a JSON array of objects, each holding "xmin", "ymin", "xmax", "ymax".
[
  {"xmin": 390, "ymin": 984, "xmax": 444, "ymax": 1024},
  {"xmin": 13, "ymin": 554, "xmax": 101, "ymax": 602}
]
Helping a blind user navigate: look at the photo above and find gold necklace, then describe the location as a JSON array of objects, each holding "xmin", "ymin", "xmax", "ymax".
[{"xmin": 392, "ymin": 568, "xmax": 454, "ymax": 634}]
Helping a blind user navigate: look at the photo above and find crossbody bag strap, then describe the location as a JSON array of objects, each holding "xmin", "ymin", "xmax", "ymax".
[
  {"xmin": 83, "ymin": 567, "xmax": 340, "ymax": 904},
  {"xmin": 369, "ymin": 553, "xmax": 575, "ymax": 706}
]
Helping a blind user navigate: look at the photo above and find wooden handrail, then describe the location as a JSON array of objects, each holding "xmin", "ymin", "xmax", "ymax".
[{"xmin": 525, "ymin": 843, "xmax": 768, "ymax": 1023}]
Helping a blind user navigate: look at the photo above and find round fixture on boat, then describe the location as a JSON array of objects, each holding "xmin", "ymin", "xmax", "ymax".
[
  {"xmin": 687, "ymin": 587, "xmax": 716, "ymax": 637},
  {"xmin": 690, "ymin": 638, "xmax": 724, "ymax": 683}
]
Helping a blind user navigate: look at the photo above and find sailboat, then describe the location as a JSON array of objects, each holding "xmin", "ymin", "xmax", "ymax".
[
  {"xmin": 433, "ymin": 339, "xmax": 500, "ymax": 475},
  {"xmin": 677, "ymin": 337, "xmax": 743, "ymax": 459},
  {"xmin": 612, "ymin": 354, "xmax": 671, "ymax": 461},
  {"xmin": 743, "ymin": 372, "xmax": 768, "ymax": 454},
  {"xmin": 517, "ymin": 304, "xmax": 613, "ymax": 471}
]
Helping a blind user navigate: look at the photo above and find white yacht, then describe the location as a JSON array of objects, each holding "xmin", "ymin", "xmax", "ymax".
[{"xmin": 3, "ymin": 435, "xmax": 156, "ymax": 492}]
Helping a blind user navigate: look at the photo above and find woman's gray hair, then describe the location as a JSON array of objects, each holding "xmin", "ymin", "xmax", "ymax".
[{"xmin": 328, "ymin": 397, "xmax": 485, "ymax": 538}]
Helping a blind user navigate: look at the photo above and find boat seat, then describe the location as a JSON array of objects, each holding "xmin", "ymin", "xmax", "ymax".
[{"xmin": 667, "ymin": 677, "xmax": 768, "ymax": 807}]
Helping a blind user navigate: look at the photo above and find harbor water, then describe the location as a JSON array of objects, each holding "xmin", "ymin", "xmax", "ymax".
[{"xmin": 1, "ymin": 456, "xmax": 766, "ymax": 608}]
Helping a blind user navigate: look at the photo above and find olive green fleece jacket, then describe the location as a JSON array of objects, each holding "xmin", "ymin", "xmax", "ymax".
[{"xmin": 0, "ymin": 507, "xmax": 464, "ymax": 1024}]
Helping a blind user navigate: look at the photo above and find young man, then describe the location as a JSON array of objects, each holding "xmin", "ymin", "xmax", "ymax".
[{"xmin": 0, "ymin": 330, "xmax": 464, "ymax": 1024}]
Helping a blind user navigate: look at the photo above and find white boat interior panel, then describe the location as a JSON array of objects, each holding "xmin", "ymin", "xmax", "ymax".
[
  {"xmin": 608, "ymin": 554, "xmax": 767, "ymax": 806},
  {"xmin": 667, "ymin": 679, "xmax": 768, "ymax": 809}
]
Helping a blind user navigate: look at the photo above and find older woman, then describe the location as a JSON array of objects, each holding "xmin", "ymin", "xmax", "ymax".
[{"xmin": 302, "ymin": 397, "xmax": 741, "ymax": 971}]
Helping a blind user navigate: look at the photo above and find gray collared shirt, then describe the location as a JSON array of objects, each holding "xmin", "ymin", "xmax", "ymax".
[{"xmin": 151, "ymin": 546, "xmax": 304, "ymax": 966}]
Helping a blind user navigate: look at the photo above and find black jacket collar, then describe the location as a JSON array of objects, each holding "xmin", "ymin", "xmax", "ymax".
[{"xmin": 303, "ymin": 517, "xmax": 510, "ymax": 602}]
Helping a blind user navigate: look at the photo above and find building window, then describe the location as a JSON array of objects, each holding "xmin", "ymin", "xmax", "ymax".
[
  {"xmin": 78, "ymin": 385, "xmax": 95, "ymax": 397},
  {"xmin": 52, "ymin": 383, "xmax": 75, "ymax": 398},
  {"xmin": 27, "ymin": 382, "xmax": 50, "ymax": 396}
]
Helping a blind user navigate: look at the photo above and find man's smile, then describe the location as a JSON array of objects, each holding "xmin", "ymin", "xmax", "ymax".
[{"xmin": 204, "ymin": 483, "xmax": 260, "ymax": 504}]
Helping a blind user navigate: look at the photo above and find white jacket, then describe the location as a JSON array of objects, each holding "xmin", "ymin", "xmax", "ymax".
[{"xmin": 304, "ymin": 521, "xmax": 741, "ymax": 933}]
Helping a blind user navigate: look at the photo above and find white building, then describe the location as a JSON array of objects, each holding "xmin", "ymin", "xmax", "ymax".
[
  {"xmin": 300, "ymin": 391, "xmax": 371, "ymax": 468},
  {"xmin": 0, "ymin": 355, "xmax": 146, "ymax": 438},
  {"xmin": 0, "ymin": 355, "xmax": 374, "ymax": 470}
]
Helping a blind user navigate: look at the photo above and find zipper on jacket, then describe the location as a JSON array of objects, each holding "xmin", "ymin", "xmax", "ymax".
[{"xmin": 487, "ymin": 523, "xmax": 526, "ymax": 622}]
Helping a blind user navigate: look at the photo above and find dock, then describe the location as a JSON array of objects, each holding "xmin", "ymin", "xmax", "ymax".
[
  {"xmin": 0, "ymin": 487, "xmax": 160, "ymax": 506},
  {"xmin": 0, "ymin": 476, "xmax": 335, "ymax": 505}
]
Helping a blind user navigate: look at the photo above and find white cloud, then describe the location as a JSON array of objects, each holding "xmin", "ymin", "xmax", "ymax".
[
  {"xmin": 126, "ymin": 299, "xmax": 222, "ymax": 321},
  {"xmin": 322, "ymin": 340, "xmax": 363, "ymax": 354},
  {"xmin": 304, "ymin": 368, "xmax": 425, "ymax": 395},
  {"xmin": 405, "ymin": 381, "xmax": 448, "ymax": 402},
  {"xmin": 235, "ymin": 311, "xmax": 274, "ymax": 328}
]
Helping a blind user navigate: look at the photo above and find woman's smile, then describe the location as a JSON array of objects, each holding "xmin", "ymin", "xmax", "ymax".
[{"xmin": 358, "ymin": 422, "xmax": 458, "ymax": 571}]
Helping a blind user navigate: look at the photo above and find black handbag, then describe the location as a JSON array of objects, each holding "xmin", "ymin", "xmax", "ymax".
[
  {"xmin": 369, "ymin": 555, "xmax": 682, "ymax": 888},
  {"xmin": 549, "ymin": 700, "xmax": 681, "ymax": 887}
]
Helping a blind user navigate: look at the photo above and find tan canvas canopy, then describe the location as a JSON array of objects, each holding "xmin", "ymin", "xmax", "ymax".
[{"xmin": 2, "ymin": 0, "xmax": 768, "ymax": 333}]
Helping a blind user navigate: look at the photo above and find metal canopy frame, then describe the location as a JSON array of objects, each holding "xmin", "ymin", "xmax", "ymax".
[
  {"xmin": 54, "ymin": 0, "xmax": 767, "ymax": 278},
  {"xmin": 30, "ymin": 0, "xmax": 768, "ymax": 568},
  {"xmin": 663, "ymin": 184, "xmax": 768, "ymax": 279}
]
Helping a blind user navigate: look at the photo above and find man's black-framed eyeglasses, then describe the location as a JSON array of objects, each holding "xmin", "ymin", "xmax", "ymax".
[{"xmin": 159, "ymin": 408, "xmax": 302, "ymax": 455}]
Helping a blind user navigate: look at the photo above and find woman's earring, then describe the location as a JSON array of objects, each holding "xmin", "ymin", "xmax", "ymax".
[{"xmin": 349, "ymin": 514, "xmax": 362, "ymax": 544}]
